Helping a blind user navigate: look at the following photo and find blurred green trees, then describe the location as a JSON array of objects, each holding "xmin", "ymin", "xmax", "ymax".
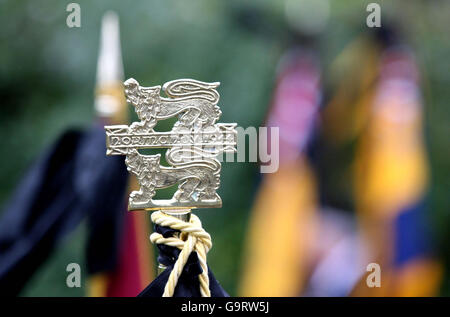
[{"xmin": 0, "ymin": 0, "xmax": 448, "ymax": 296}]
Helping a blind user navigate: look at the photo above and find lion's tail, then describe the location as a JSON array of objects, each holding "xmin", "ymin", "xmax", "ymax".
[
  {"xmin": 162, "ymin": 79, "xmax": 220, "ymax": 105},
  {"xmin": 166, "ymin": 147, "xmax": 220, "ymax": 170},
  {"xmin": 176, "ymin": 159, "xmax": 220, "ymax": 172}
]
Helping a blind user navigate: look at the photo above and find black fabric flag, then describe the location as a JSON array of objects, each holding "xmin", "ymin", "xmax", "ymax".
[
  {"xmin": 138, "ymin": 224, "xmax": 228, "ymax": 297},
  {"xmin": 0, "ymin": 126, "xmax": 128, "ymax": 295}
]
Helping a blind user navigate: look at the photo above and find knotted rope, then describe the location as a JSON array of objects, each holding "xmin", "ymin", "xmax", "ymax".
[{"xmin": 150, "ymin": 211, "xmax": 212, "ymax": 297}]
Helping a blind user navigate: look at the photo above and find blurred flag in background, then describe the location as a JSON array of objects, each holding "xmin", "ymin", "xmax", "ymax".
[
  {"xmin": 239, "ymin": 48, "xmax": 321, "ymax": 296},
  {"xmin": 0, "ymin": 11, "xmax": 153, "ymax": 297},
  {"xmin": 352, "ymin": 46, "xmax": 442, "ymax": 296},
  {"xmin": 87, "ymin": 11, "xmax": 153, "ymax": 297}
]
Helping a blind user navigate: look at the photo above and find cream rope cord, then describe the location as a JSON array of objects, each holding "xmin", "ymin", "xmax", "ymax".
[{"xmin": 150, "ymin": 211, "xmax": 212, "ymax": 297}]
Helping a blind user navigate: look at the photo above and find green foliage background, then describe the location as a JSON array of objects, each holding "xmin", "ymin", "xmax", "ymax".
[{"xmin": 0, "ymin": 0, "xmax": 448, "ymax": 296}]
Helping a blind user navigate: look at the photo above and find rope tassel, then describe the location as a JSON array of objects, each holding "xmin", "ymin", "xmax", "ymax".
[{"xmin": 150, "ymin": 211, "xmax": 212, "ymax": 297}]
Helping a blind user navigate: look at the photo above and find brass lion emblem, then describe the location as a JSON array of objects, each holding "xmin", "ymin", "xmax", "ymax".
[{"xmin": 105, "ymin": 78, "xmax": 237, "ymax": 212}]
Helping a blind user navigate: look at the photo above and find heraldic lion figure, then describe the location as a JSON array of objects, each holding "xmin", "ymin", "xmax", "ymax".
[
  {"xmin": 124, "ymin": 78, "xmax": 222, "ymax": 132},
  {"xmin": 125, "ymin": 149, "xmax": 221, "ymax": 206}
]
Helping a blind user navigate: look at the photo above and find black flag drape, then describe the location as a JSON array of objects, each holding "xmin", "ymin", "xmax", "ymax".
[
  {"xmin": 138, "ymin": 224, "xmax": 228, "ymax": 297},
  {"xmin": 0, "ymin": 126, "xmax": 128, "ymax": 295}
]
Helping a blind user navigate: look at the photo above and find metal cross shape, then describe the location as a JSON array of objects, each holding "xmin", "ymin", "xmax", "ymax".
[{"xmin": 105, "ymin": 78, "xmax": 237, "ymax": 212}]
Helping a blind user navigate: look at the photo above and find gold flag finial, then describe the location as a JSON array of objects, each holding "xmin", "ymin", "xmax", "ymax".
[
  {"xmin": 105, "ymin": 78, "xmax": 237, "ymax": 213},
  {"xmin": 95, "ymin": 11, "xmax": 126, "ymax": 123}
]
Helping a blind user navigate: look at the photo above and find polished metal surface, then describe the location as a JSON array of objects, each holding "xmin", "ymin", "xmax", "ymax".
[{"xmin": 105, "ymin": 78, "xmax": 237, "ymax": 212}]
